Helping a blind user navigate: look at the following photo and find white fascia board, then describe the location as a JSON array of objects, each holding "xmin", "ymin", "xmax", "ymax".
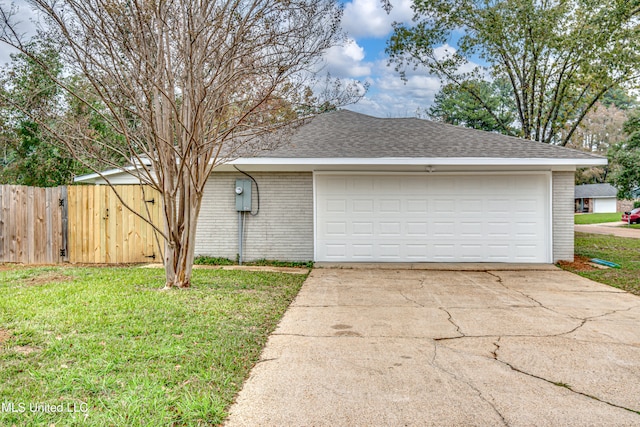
[
  {"xmin": 74, "ymin": 167, "xmax": 133, "ymax": 183},
  {"xmin": 228, "ymin": 156, "xmax": 607, "ymax": 168},
  {"xmin": 74, "ymin": 165, "xmax": 152, "ymax": 184}
]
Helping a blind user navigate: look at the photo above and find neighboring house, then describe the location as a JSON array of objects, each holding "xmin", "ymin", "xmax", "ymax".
[
  {"xmin": 574, "ymin": 183, "xmax": 618, "ymax": 213},
  {"xmin": 76, "ymin": 110, "xmax": 606, "ymax": 264}
]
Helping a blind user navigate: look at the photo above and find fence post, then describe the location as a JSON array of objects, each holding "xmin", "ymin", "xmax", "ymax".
[{"xmin": 60, "ymin": 186, "xmax": 69, "ymax": 262}]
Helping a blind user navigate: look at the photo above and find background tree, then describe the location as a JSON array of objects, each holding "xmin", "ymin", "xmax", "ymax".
[
  {"xmin": 1, "ymin": 0, "xmax": 358, "ymax": 288},
  {"xmin": 609, "ymin": 111, "xmax": 640, "ymax": 199},
  {"xmin": 0, "ymin": 40, "xmax": 88, "ymax": 186},
  {"xmin": 601, "ymin": 87, "xmax": 638, "ymax": 111},
  {"xmin": 427, "ymin": 78, "xmax": 517, "ymax": 134},
  {"xmin": 386, "ymin": 0, "xmax": 640, "ymax": 145},
  {"xmin": 567, "ymin": 101, "xmax": 629, "ymax": 185}
]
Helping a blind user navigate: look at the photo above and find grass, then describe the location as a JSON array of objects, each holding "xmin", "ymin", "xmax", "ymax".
[
  {"xmin": 574, "ymin": 212, "xmax": 623, "ymax": 224},
  {"xmin": 194, "ymin": 256, "xmax": 314, "ymax": 269},
  {"xmin": 0, "ymin": 265, "xmax": 307, "ymax": 426},
  {"xmin": 559, "ymin": 232, "xmax": 640, "ymax": 295}
]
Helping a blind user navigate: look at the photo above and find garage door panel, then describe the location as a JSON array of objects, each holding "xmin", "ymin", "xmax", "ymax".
[
  {"xmin": 352, "ymin": 179, "xmax": 374, "ymax": 191},
  {"xmin": 514, "ymin": 244, "xmax": 540, "ymax": 261},
  {"xmin": 514, "ymin": 222, "xmax": 538, "ymax": 237},
  {"xmin": 487, "ymin": 221, "xmax": 510, "ymax": 237},
  {"xmin": 406, "ymin": 199, "xmax": 428, "ymax": 213},
  {"xmin": 379, "ymin": 244, "xmax": 401, "ymax": 258},
  {"xmin": 434, "ymin": 199, "xmax": 455, "ymax": 213},
  {"xmin": 379, "ymin": 199, "xmax": 401, "ymax": 213},
  {"xmin": 352, "ymin": 222, "xmax": 373, "ymax": 235},
  {"xmin": 379, "ymin": 222, "xmax": 401, "ymax": 236},
  {"xmin": 316, "ymin": 174, "xmax": 550, "ymax": 263},
  {"xmin": 430, "ymin": 178, "xmax": 456, "ymax": 193},
  {"xmin": 325, "ymin": 222, "xmax": 347, "ymax": 236},
  {"xmin": 432, "ymin": 244, "xmax": 455, "ymax": 261},
  {"xmin": 352, "ymin": 244, "xmax": 373, "ymax": 258},
  {"xmin": 353, "ymin": 199, "xmax": 373, "ymax": 213},
  {"xmin": 459, "ymin": 243, "xmax": 483, "ymax": 260},
  {"xmin": 403, "ymin": 180, "xmax": 428, "ymax": 192},
  {"xmin": 433, "ymin": 222, "xmax": 455, "ymax": 237},
  {"xmin": 515, "ymin": 199, "xmax": 538, "ymax": 213},
  {"xmin": 406, "ymin": 222, "xmax": 428, "ymax": 236},
  {"xmin": 487, "ymin": 199, "xmax": 510, "ymax": 214},
  {"xmin": 460, "ymin": 199, "xmax": 483, "ymax": 214},
  {"xmin": 460, "ymin": 221, "xmax": 483, "ymax": 237},
  {"xmin": 406, "ymin": 244, "xmax": 428, "ymax": 258},
  {"xmin": 325, "ymin": 243, "xmax": 347, "ymax": 258},
  {"xmin": 326, "ymin": 199, "xmax": 346, "ymax": 213},
  {"xmin": 487, "ymin": 244, "xmax": 510, "ymax": 261}
]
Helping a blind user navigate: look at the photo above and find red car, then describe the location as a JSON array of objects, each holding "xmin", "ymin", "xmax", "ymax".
[{"xmin": 622, "ymin": 208, "xmax": 640, "ymax": 224}]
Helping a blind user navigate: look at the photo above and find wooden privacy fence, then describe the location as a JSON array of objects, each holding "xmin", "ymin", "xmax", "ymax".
[
  {"xmin": 0, "ymin": 184, "xmax": 163, "ymax": 264},
  {"xmin": 0, "ymin": 185, "xmax": 66, "ymax": 264}
]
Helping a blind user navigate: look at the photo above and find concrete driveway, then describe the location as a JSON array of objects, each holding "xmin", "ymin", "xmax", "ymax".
[
  {"xmin": 575, "ymin": 222, "xmax": 640, "ymax": 238},
  {"xmin": 225, "ymin": 266, "xmax": 640, "ymax": 426}
]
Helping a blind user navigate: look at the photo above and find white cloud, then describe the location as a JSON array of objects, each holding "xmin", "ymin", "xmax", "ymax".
[
  {"xmin": 433, "ymin": 43, "xmax": 456, "ymax": 61},
  {"xmin": 432, "ymin": 43, "xmax": 488, "ymax": 76},
  {"xmin": 323, "ymin": 38, "xmax": 372, "ymax": 78},
  {"xmin": 341, "ymin": 0, "xmax": 414, "ymax": 39},
  {"xmin": 346, "ymin": 47, "xmax": 489, "ymax": 117},
  {"xmin": 345, "ymin": 59, "xmax": 442, "ymax": 117}
]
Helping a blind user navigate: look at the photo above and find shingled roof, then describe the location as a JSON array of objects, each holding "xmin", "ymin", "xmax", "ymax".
[
  {"xmin": 575, "ymin": 183, "xmax": 618, "ymax": 199},
  {"xmin": 255, "ymin": 110, "xmax": 604, "ymax": 161}
]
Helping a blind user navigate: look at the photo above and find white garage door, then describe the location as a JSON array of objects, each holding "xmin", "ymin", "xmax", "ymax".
[{"xmin": 315, "ymin": 173, "xmax": 551, "ymax": 263}]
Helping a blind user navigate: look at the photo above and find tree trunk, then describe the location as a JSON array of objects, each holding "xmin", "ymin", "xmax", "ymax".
[{"xmin": 163, "ymin": 176, "xmax": 203, "ymax": 289}]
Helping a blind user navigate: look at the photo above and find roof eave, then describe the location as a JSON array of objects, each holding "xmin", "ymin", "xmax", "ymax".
[{"xmin": 229, "ymin": 157, "xmax": 607, "ymax": 168}]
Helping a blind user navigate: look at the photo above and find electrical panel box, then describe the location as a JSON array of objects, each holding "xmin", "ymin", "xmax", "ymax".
[{"xmin": 235, "ymin": 179, "xmax": 252, "ymax": 212}]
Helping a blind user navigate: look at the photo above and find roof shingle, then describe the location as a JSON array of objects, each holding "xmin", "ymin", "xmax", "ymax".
[
  {"xmin": 575, "ymin": 183, "xmax": 618, "ymax": 199},
  {"xmin": 256, "ymin": 110, "xmax": 605, "ymax": 160}
]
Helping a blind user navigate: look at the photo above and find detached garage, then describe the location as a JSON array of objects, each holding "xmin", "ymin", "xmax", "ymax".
[{"xmin": 76, "ymin": 110, "xmax": 607, "ymax": 264}]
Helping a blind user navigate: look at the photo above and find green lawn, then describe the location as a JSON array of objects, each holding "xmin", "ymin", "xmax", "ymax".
[
  {"xmin": 0, "ymin": 265, "xmax": 307, "ymax": 426},
  {"xmin": 559, "ymin": 232, "xmax": 640, "ymax": 295},
  {"xmin": 574, "ymin": 212, "xmax": 624, "ymax": 224}
]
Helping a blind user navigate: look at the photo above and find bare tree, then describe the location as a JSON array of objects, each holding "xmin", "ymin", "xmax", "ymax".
[{"xmin": 0, "ymin": 0, "xmax": 357, "ymax": 288}]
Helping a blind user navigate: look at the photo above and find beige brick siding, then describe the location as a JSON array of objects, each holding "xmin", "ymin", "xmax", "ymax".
[
  {"xmin": 553, "ymin": 171, "xmax": 574, "ymax": 262},
  {"xmin": 195, "ymin": 172, "xmax": 314, "ymax": 262}
]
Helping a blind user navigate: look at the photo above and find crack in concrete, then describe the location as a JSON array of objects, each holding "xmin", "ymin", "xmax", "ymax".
[
  {"xmin": 484, "ymin": 271, "xmax": 638, "ymax": 334},
  {"xmin": 492, "ymin": 347, "xmax": 640, "ymax": 416},
  {"xmin": 436, "ymin": 333, "xmax": 640, "ymax": 419},
  {"xmin": 486, "ymin": 272, "xmax": 549, "ymax": 310},
  {"xmin": 554, "ymin": 305, "xmax": 640, "ymax": 338},
  {"xmin": 434, "ymin": 305, "xmax": 640, "ymax": 342},
  {"xmin": 431, "ymin": 341, "xmax": 510, "ymax": 426},
  {"xmin": 438, "ymin": 307, "xmax": 465, "ymax": 338},
  {"xmin": 491, "ymin": 337, "xmax": 501, "ymax": 360},
  {"xmin": 398, "ymin": 281, "xmax": 426, "ymax": 308}
]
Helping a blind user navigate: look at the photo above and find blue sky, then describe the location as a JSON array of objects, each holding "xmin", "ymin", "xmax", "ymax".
[
  {"xmin": 323, "ymin": 0, "xmax": 444, "ymax": 117},
  {"xmin": 0, "ymin": 0, "xmax": 444, "ymax": 118}
]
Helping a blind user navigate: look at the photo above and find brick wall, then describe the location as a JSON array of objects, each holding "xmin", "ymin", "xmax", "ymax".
[
  {"xmin": 194, "ymin": 172, "xmax": 314, "ymax": 262},
  {"xmin": 553, "ymin": 171, "xmax": 574, "ymax": 262}
]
